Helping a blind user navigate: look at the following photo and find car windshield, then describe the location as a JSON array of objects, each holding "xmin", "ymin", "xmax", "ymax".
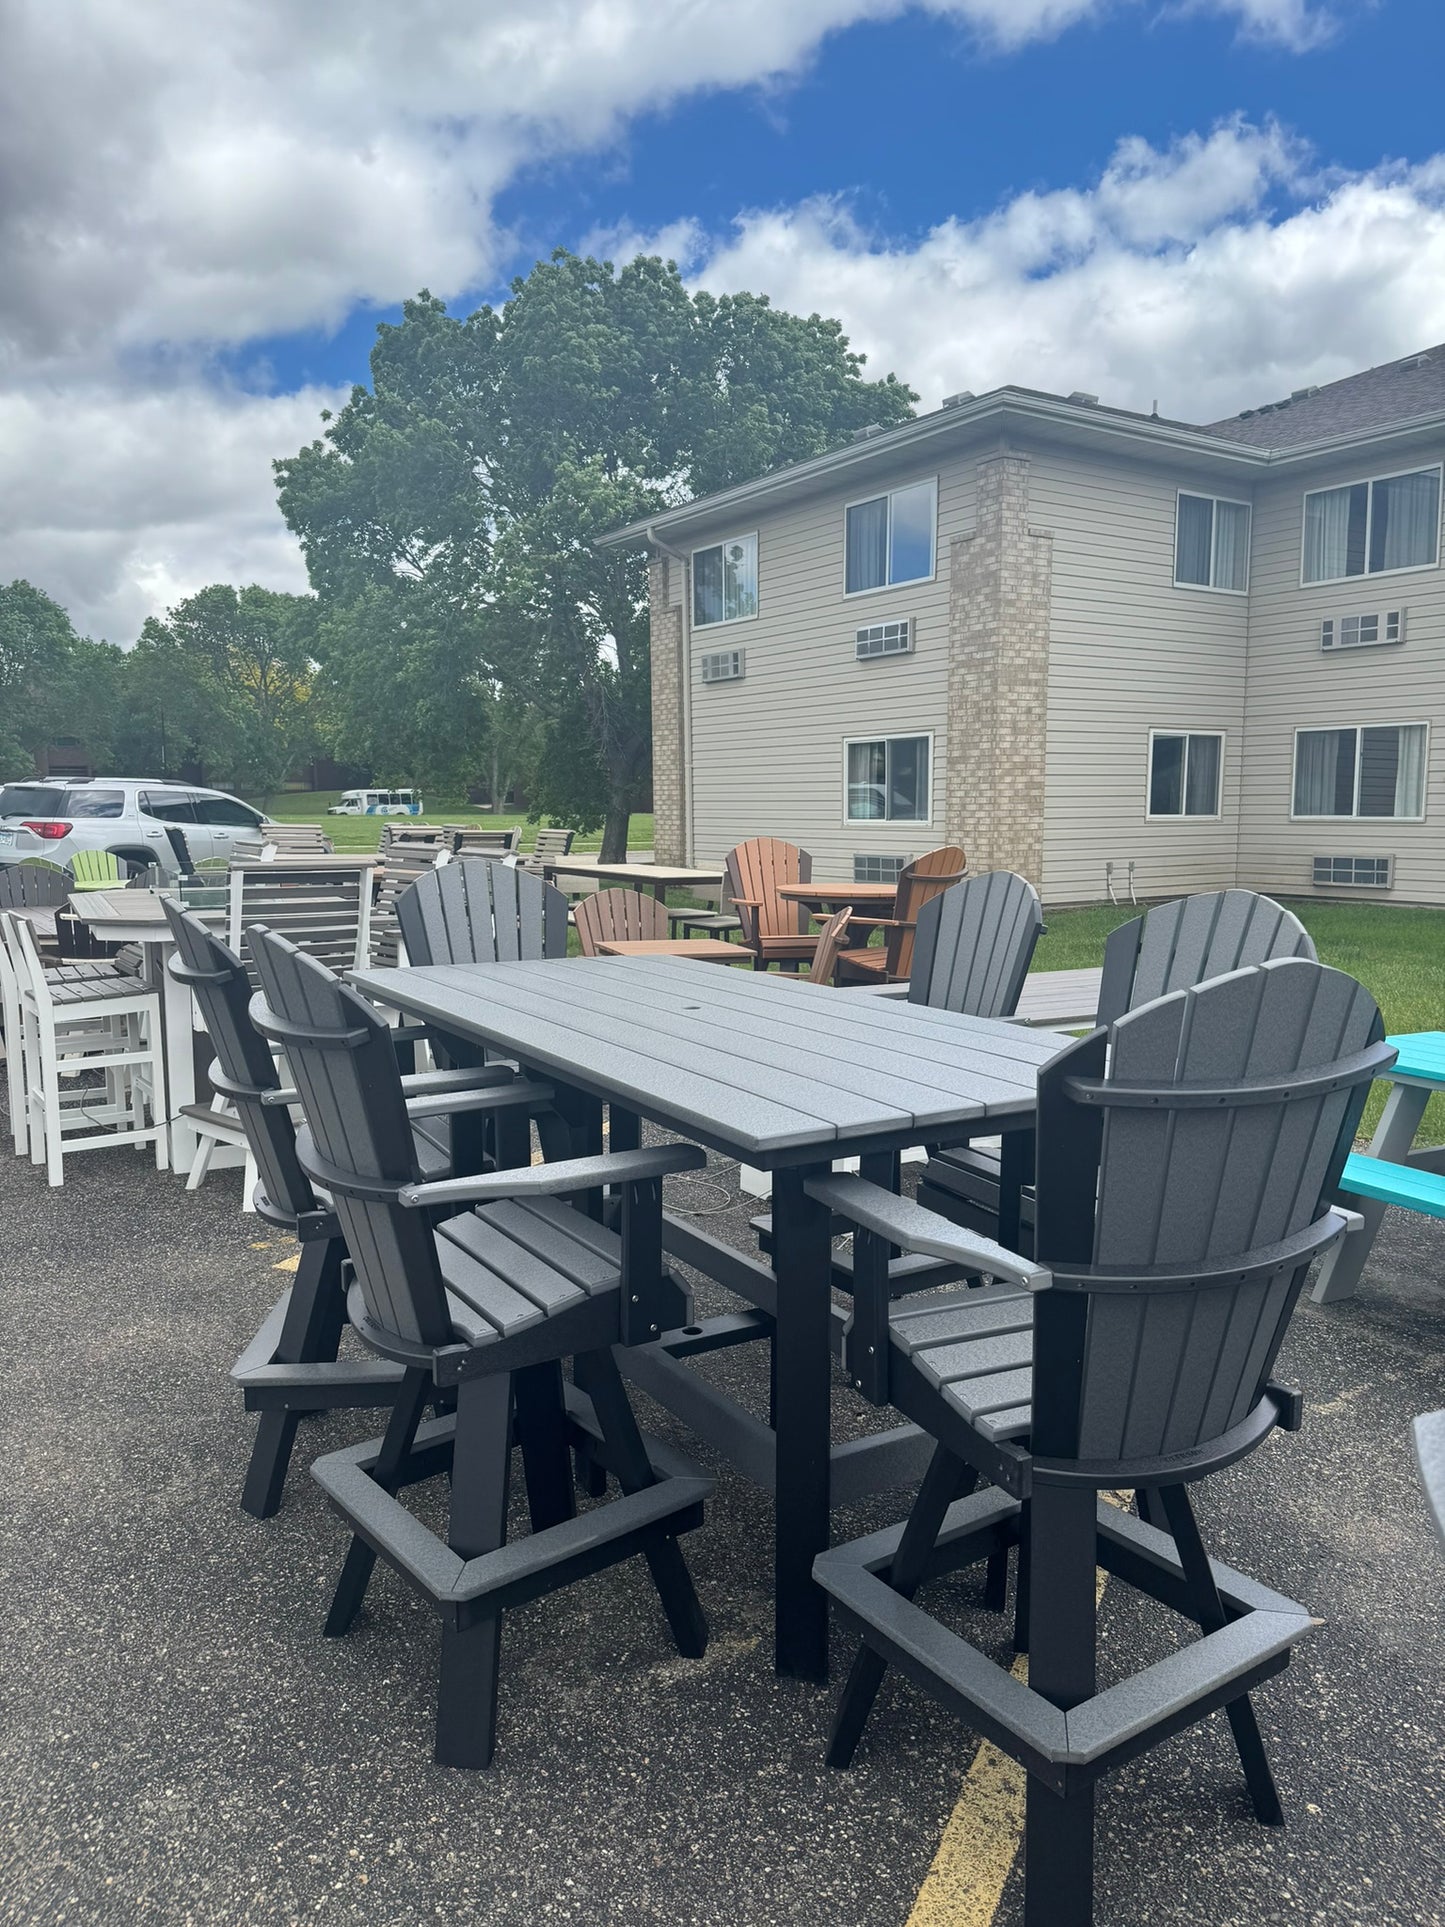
[
  {"xmin": 64, "ymin": 788, "xmax": 126, "ymax": 818},
  {"xmin": 0, "ymin": 785, "xmax": 66, "ymax": 818}
]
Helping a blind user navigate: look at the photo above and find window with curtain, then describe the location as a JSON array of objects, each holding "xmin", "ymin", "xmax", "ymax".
[
  {"xmin": 845, "ymin": 480, "xmax": 937, "ymax": 593},
  {"xmin": 1293, "ymin": 724, "xmax": 1428, "ymax": 818},
  {"xmin": 1148, "ymin": 732, "xmax": 1223, "ymax": 816},
  {"xmin": 1302, "ymin": 467, "xmax": 1441, "ymax": 583},
  {"xmin": 692, "ymin": 533, "xmax": 758, "ymax": 626},
  {"xmin": 845, "ymin": 736, "xmax": 930, "ymax": 821},
  {"xmin": 1174, "ymin": 494, "xmax": 1251, "ymax": 591}
]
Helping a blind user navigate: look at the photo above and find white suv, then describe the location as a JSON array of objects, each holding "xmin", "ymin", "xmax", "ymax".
[{"xmin": 0, "ymin": 778, "xmax": 269, "ymax": 877}]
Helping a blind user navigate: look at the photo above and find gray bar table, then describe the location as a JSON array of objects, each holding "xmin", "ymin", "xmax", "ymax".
[{"xmin": 351, "ymin": 953, "xmax": 1067, "ymax": 1680}]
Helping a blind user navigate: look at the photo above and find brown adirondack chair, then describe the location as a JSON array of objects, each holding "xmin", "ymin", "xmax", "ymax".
[
  {"xmin": 803, "ymin": 903, "xmax": 856, "ymax": 984},
  {"xmin": 573, "ymin": 888, "xmax": 669, "ymax": 957},
  {"xmin": 724, "ymin": 837, "xmax": 815, "ymax": 969},
  {"xmin": 833, "ymin": 845, "xmax": 967, "ymax": 984}
]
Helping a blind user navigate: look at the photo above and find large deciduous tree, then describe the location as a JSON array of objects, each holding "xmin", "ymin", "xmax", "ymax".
[
  {"xmin": 0, "ymin": 579, "xmax": 121, "ymax": 781},
  {"xmin": 277, "ymin": 253, "xmax": 915, "ymax": 857}
]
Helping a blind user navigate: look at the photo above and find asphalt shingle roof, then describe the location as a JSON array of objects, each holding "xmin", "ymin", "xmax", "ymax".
[{"xmin": 1200, "ymin": 345, "xmax": 1445, "ymax": 449}]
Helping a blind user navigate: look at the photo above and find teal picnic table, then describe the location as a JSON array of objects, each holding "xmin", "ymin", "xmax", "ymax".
[{"xmin": 1313, "ymin": 1029, "xmax": 1445, "ymax": 1303}]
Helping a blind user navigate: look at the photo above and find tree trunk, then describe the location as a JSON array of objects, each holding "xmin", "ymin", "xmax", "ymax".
[{"xmin": 599, "ymin": 803, "xmax": 631, "ymax": 863}]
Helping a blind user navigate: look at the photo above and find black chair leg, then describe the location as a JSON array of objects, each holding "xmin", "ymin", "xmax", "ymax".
[
  {"xmin": 1022, "ymin": 1480, "xmax": 1098, "ymax": 1927},
  {"xmin": 828, "ymin": 1445, "xmax": 976, "ymax": 1768},
  {"xmin": 324, "ymin": 1367, "xmax": 431, "ymax": 1637},
  {"xmin": 513, "ymin": 1360, "xmax": 577, "ymax": 1532},
  {"xmin": 581, "ymin": 1346, "xmax": 708, "ymax": 1659},
  {"xmin": 435, "ymin": 1373, "xmax": 514, "ymax": 1769},
  {"xmin": 984, "ymin": 1546, "xmax": 1010, "ymax": 1613},
  {"xmin": 241, "ymin": 1238, "xmax": 347, "ymax": 1520},
  {"xmin": 1012, "ymin": 1503, "xmax": 1031, "ymax": 1654},
  {"xmin": 1158, "ymin": 1484, "xmax": 1284, "ymax": 1825},
  {"xmin": 1136, "ymin": 1485, "xmax": 1166, "ymax": 1529}
]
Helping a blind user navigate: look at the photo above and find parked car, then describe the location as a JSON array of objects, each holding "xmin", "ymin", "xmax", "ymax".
[
  {"xmin": 327, "ymin": 787, "xmax": 423, "ymax": 816},
  {"xmin": 0, "ymin": 778, "xmax": 269, "ymax": 877}
]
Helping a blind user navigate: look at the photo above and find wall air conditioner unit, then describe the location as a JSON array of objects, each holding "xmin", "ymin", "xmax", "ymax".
[
  {"xmin": 853, "ymin": 854, "xmax": 909, "ymax": 884},
  {"xmin": 699, "ymin": 647, "xmax": 745, "ymax": 684},
  {"xmin": 855, "ymin": 619, "xmax": 913, "ymax": 661},
  {"xmin": 1320, "ymin": 609, "xmax": 1404, "ymax": 651},
  {"xmin": 1312, "ymin": 855, "xmax": 1394, "ymax": 889}
]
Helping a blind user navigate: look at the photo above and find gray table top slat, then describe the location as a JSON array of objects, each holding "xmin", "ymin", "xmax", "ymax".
[
  {"xmin": 474, "ymin": 958, "xmax": 1036, "ymax": 1124},
  {"xmin": 352, "ymin": 956, "xmax": 1065, "ymax": 1164}
]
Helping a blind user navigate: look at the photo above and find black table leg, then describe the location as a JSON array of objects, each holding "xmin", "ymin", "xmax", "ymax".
[
  {"xmin": 997, "ymin": 1125, "xmax": 1035, "ymax": 1253},
  {"xmin": 769, "ymin": 1163, "xmax": 834, "ymax": 1682}
]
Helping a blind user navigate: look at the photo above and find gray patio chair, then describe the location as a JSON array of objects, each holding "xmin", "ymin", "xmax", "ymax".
[
  {"xmin": 396, "ymin": 855, "xmax": 568, "ymax": 967},
  {"xmin": 921, "ymin": 885, "xmax": 1314, "ymax": 1242},
  {"xmin": 164, "ymin": 902, "xmax": 549, "ymax": 1518},
  {"xmin": 248, "ymin": 925, "xmax": 712, "ymax": 1768},
  {"xmin": 809, "ymin": 957, "xmax": 1391, "ymax": 1927}
]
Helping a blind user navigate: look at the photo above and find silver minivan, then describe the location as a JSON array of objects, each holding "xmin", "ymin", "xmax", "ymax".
[{"xmin": 0, "ymin": 778, "xmax": 269, "ymax": 875}]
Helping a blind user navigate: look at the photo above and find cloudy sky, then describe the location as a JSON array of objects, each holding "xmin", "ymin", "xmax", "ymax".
[{"xmin": 3, "ymin": 0, "xmax": 1444, "ymax": 642}]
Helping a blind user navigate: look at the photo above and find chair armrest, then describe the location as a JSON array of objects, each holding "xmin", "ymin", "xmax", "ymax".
[
  {"xmin": 804, "ymin": 1174, "xmax": 1051, "ymax": 1293},
  {"xmin": 403, "ymin": 1077, "xmax": 555, "ymax": 1119},
  {"xmin": 261, "ymin": 1066, "xmax": 530, "ymax": 1110},
  {"xmin": 853, "ymin": 917, "xmax": 917, "ymax": 932},
  {"xmin": 398, "ymin": 1142, "xmax": 707, "ymax": 1209}
]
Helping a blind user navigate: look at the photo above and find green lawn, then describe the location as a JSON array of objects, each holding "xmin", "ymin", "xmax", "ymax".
[
  {"xmin": 1037, "ymin": 896, "xmax": 1445, "ymax": 1139},
  {"xmin": 256, "ymin": 791, "xmax": 653, "ymax": 858}
]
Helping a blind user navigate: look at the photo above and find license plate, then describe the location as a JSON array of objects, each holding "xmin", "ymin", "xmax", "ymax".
[{"xmin": 0, "ymin": 829, "xmax": 14, "ymax": 847}]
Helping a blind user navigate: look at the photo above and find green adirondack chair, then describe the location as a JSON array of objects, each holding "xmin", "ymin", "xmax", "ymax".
[{"xmin": 69, "ymin": 850, "xmax": 129, "ymax": 892}]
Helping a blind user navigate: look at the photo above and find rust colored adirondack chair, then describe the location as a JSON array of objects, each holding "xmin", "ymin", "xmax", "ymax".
[
  {"xmin": 833, "ymin": 845, "xmax": 967, "ymax": 984},
  {"xmin": 573, "ymin": 888, "xmax": 669, "ymax": 957},
  {"xmin": 724, "ymin": 837, "xmax": 815, "ymax": 970},
  {"xmin": 803, "ymin": 904, "xmax": 856, "ymax": 984}
]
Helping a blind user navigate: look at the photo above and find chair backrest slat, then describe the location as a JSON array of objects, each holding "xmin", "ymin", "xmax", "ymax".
[
  {"xmin": 1034, "ymin": 958, "xmax": 1385, "ymax": 1469},
  {"xmin": 1098, "ymin": 889, "xmax": 1315, "ymax": 1027},
  {"xmin": 396, "ymin": 858, "xmax": 568, "ymax": 967},
  {"xmin": 907, "ymin": 872, "xmax": 1044, "ymax": 1017},
  {"xmin": 573, "ymin": 888, "xmax": 669, "ymax": 956},
  {"xmin": 249, "ymin": 927, "xmax": 452, "ymax": 1347},
  {"xmin": 807, "ymin": 903, "xmax": 855, "ymax": 984},
  {"xmin": 723, "ymin": 838, "xmax": 811, "ymax": 946}
]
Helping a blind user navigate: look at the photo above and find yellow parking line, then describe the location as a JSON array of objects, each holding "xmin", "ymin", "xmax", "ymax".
[{"xmin": 905, "ymin": 1564, "xmax": 1111, "ymax": 1927}]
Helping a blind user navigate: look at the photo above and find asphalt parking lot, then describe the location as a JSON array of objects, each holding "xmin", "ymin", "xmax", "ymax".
[{"xmin": 1, "ymin": 1112, "xmax": 1443, "ymax": 1927}]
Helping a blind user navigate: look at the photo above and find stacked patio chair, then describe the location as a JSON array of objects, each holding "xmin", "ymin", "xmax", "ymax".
[
  {"xmin": 164, "ymin": 902, "xmax": 552, "ymax": 1517},
  {"xmin": 807, "ymin": 956, "xmax": 1390, "ymax": 1927},
  {"xmin": 921, "ymin": 885, "xmax": 1311, "ymax": 1241},
  {"xmin": 248, "ymin": 926, "xmax": 713, "ymax": 1767},
  {"xmin": 517, "ymin": 826, "xmax": 575, "ymax": 873},
  {"xmin": 829, "ymin": 845, "xmax": 967, "ymax": 984},
  {"xmin": 226, "ymin": 859, "xmax": 375, "ymax": 983},
  {"xmin": 725, "ymin": 836, "xmax": 815, "ymax": 970},
  {"xmin": 378, "ymin": 823, "xmax": 449, "ymax": 861},
  {"xmin": 371, "ymin": 847, "xmax": 446, "ymax": 967},
  {"xmin": 573, "ymin": 887, "xmax": 669, "ymax": 956},
  {"xmin": 449, "ymin": 824, "xmax": 521, "ymax": 859},
  {"xmin": 259, "ymin": 822, "xmax": 334, "ymax": 857},
  {"xmin": 0, "ymin": 910, "xmax": 165, "ymax": 1183}
]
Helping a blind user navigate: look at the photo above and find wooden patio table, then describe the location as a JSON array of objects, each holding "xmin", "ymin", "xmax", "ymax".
[
  {"xmin": 775, "ymin": 880, "xmax": 898, "ymax": 913},
  {"xmin": 350, "ymin": 952, "xmax": 1068, "ymax": 1681},
  {"xmin": 539, "ymin": 858, "xmax": 724, "ymax": 904},
  {"xmin": 595, "ymin": 938, "xmax": 747, "ymax": 964}
]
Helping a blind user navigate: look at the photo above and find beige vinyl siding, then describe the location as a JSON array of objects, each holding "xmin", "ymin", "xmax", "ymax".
[
  {"xmin": 684, "ymin": 457, "xmax": 969, "ymax": 875},
  {"xmin": 1237, "ymin": 447, "xmax": 1445, "ymax": 905},
  {"xmin": 1030, "ymin": 445, "xmax": 1249, "ymax": 905}
]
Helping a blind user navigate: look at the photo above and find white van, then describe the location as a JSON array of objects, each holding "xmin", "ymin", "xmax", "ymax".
[{"xmin": 327, "ymin": 788, "xmax": 423, "ymax": 817}]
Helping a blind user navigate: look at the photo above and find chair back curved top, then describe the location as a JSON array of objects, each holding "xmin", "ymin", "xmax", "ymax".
[
  {"xmin": 397, "ymin": 856, "xmax": 568, "ymax": 967},
  {"xmin": 1032, "ymin": 956, "xmax": 1389, "ymax": 1470},
  {"xmin": 1097, "ymin": 889, "xmax": 1315, "ymax": 1029},
  {"xmin": 724, "ymin": 837, "xmax": 812, "ymax": 948},
  {"xmin": 162, "ymin": 902, "xmax": 317, "ymax": 1227},
  {"xmin": 249, "ymin": 926, "xmax": 453, "ymax": 1349},
  {"xmin": 0, "ymin": 863, "xmax": 68, "ymax": 910},
  {"xmin": 908, "ymin": 871, "xmax": 1043, "ymax": 1017},
  {"xmin": 573, "ymin": 888, "xmax": 669, "ymax": 957}
]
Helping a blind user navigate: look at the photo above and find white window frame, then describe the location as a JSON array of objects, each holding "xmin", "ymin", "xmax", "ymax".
[
  {"xmin": 1145, "ymin": 729, "xmax": 1225, "ymax": 821},
  {"xmin": 690, "ymin": 531, "xmax": 759, "ymax": 629},
  {"xmin": 841, "ymin": 731, "xmax": 934, "ymax": 828},
  {"xmin": 842, "ymin": 478, "xmax": 938, "ymax": 599},
  {"xmin": 1289, "ymin": 721, "xmax": 1430, "ymax": 823},
  {"xmin": 1173, "ymin": 491, "xmax": 1251, "ymax": 595},
  {"xmin": 1298, "ymin": 464, "xmax": 1443, "ymax": 588}
]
